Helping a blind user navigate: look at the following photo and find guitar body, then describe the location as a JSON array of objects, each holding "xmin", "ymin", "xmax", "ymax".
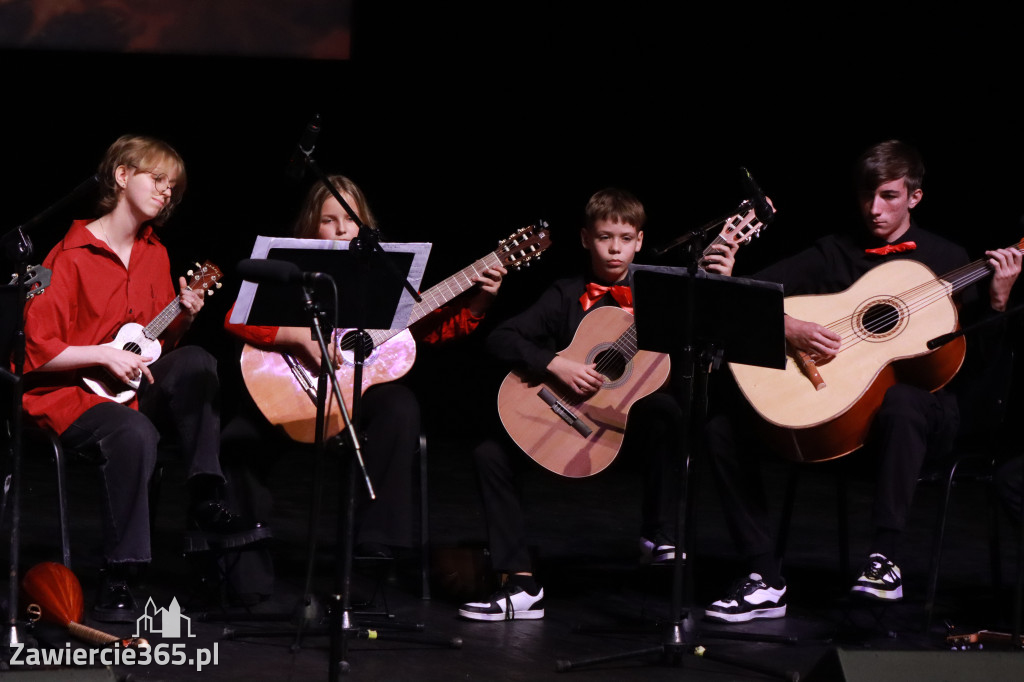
[
  {"xmin": 498, "ymin": 306, "xmax": 671, "ymax": 478},
  {"xmin": 729, "ymin": 259, "xmax": 966, "ymax": 462},
  {"xmin": 239, "ymin": 223, "xmax": 553, "ymax": 443},
  {"xmin": 81, "ymin": 323, "xmax": 164, "ymax": 403},
  {"xmin": 241, "ymin": 328, "xmax": 416, "ymax": 443}
]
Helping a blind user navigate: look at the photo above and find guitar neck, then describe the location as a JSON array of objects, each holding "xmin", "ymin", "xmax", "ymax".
[
  {"xmin": 365, "ymin": 250, "xmax": 502, "ymax": 345},
  {"xmin": 144, "ymin": 296, "xmax": 184, "ymax": 340},
  {"xmin": 944, "ymin": 245, "xmax": 1024, "ymax": 295}
]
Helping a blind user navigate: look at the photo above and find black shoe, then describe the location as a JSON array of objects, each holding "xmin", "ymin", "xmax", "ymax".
[
  {"xmin": 851, "ymin": 553, "xmax": 903, "ymax": 601},
  {"xmin": 704, "ymin": 573, "xmax": 787, "ymax": 623},
  {"xmin": 92, "ymin": 572, "xmax": 138, "ymax": 623},
  {"xmin": 184, "ymin": 500, "xmax": 272, "ymax": 553},
  {"xmin": 459, "ymin": 585, "xmax": 545, "ymax": 621},
  {"xmin": 640, "ymin": 532, "xmax": 683, "ymax": 564}
]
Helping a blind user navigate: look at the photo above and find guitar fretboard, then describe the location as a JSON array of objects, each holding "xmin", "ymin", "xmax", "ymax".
[{"xmin": 363, "ymin": 250, "xmax": 504, "ymax": 346}]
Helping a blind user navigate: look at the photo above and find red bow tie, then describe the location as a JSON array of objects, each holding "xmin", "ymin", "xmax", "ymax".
[
  {"xmin": 580, "ymin": 283, "xmax": 633, "ymax": 314},
  {"xmin": 865, "ymin": 241, "xmax": 917, "ymax": 256}
]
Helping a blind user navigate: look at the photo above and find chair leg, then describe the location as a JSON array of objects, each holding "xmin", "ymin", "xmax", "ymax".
[
  {"xmin": 51, "ymin": 437, "xmax": 72, "ymax": 569},
  {"xmin": 924, "ymin": 459, "xmax": 959, "ymax": 629},
  {"xmin": 418, "ymin": 432, "xmax": 431, "ymax": 601}
]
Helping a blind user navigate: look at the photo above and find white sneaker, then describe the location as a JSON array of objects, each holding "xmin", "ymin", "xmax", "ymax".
[
  {"xmin": 704, "ymin": 573, "xmax": 787, "ymax": 623},
  {"xmin": 851, "ymin": 553, "xmax": 903, "ymax": 601},
  {"xmin": 458, "ymin": 585, "xmax": 545, "ymax": 621}
]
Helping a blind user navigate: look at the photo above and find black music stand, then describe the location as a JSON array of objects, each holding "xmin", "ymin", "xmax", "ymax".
[
  {"xmin": 556, "ymin": 264, "xmax": 798, "ymax": 679},
  {"xmin": 227, "ymin": 238, "xmax": 453, "ymax": 675}
]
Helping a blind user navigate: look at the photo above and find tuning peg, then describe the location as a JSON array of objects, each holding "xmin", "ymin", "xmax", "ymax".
[
  {"xmin": 215, "ymin": 282, "xmax": 222, "ymax": 289},
  {"xmin": 207, "ymin": 290, "xmax": 215, "ymax": 297},
  {"xmin": 186, "ymin": 269, "xmax": 194, "ymax": 277}
]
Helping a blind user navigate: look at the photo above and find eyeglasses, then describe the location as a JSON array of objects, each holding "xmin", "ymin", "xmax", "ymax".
[{"xmin": 131, "ymin": 167, "xmax": 178, "ymax": 194}]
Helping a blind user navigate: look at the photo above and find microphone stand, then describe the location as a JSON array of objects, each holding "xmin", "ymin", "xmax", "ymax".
[
  {"xmin": 556, "ymin": 225, "xmax": 800, "ymax": 680},
  {"xmin": 295, "ymin": 146, "xmax": 424, "ymax": 680},
  {"xmin": 0, "ymin": 174, "xmax": 98, "ymax": 659},
  {"xmin": 653, "ymin": 201, "xmax": 754, "ymax": 258}
]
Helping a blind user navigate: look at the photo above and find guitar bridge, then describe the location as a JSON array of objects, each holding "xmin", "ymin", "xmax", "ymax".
[
  {"xmin": 537, "ymin": 388, "xmax": 592, "ymax": 437},
  {"xmin": 283, "ymin": 354, "xmax": 319, "ymax": 403}
]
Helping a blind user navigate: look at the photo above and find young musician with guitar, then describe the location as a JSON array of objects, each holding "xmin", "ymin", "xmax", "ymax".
[
  {"xmin": 458, "ymin": 188, "xmax": 739, "ymax": 621},
  {"xmin": 703, "ymin": 140, "xmax": 1021, "ymax": 623},
  {"xmin": 221, "ymin": 174, "xmax": 507, "ymax": 602},
  {"xmin": 21, "ymin": 135, "xmax": 266, "ymax": 623}
]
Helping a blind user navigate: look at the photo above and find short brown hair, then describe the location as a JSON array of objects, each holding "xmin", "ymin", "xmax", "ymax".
[
  {"xmin": 96, "ymin": 134, "xmax": 186, "ymax": 225},
  {"xmin": 855, "ymin": 139, "xmax": 925, "ymax": 195},
  {"xmin": 292, "ymin": 174, "xmax": 377, "ymax": 238},
  {"xmin": 584, "ymin": 187, "xmax": 646, "ymax": 230}
]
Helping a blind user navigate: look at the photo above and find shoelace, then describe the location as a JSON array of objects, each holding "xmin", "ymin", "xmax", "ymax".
[
  {"xmin": 863, "ymin": 560, "xmax": 888, "ymax": 580},
  {"xmin": 727, "ymin": 577, "xmax": 764, "ymax": 600}
]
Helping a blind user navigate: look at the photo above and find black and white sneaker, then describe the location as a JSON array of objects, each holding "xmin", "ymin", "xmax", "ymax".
[
  {"xmin": 458, "ymin": 585, "xmax": 545, "ymax": 621},
  {"xmin": 704, "ymin": 573, "xmax": 787, "ymax": 623},
  {"xmin": 851, "ymin": 553, "xmax": 903, "ymax": 601},
  {"xmin": 640, "ymin": 533, "xmax": 682, "ymax": 564}
]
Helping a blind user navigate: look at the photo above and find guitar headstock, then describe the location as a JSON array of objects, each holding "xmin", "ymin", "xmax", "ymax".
[
  {"xmin": 8, "ymin": 264, "xmax": 53, "ymax": 300},
  {"xmin": 496, "ymin": 221, "xmax": 552, "ymax": 271},
  {"xmin": 185, "ymin": 261, "xmax": 224, "ymax": 297},
  {"xmin": 718, "ymin": 202, "xmax": 769, "ymax": 246},
  {"xmin": 946, "ymin": 629, "xmax": 1024, "ymax": 650}
]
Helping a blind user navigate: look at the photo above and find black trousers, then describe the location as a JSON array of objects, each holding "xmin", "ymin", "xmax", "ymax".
[
  {"xmin": 705, "ymin": 379, "xmax": 959, "ymax": 564},
  {"xmin": 220, "ymin": 381, "xmax": 421, "ymax": 598},
  {"xmin": 59, "ymin": 345, "xmax": 223, "ymax": 564},
  {"xmin": 472, "ymin": 391, "xmax": 684, "ymax": 574}
]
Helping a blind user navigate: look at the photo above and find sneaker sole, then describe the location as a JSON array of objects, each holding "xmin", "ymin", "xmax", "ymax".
[
  {"xmin": 704, "ymin": 605, "xmax": 786, "ymax": 623},
  {"xmin": 458, "ymin": 608, "xmax": 544, "ymax": 621},
  {"xmin": 851, "ymin": 585, "xmax": 903, "ymax": 601}
]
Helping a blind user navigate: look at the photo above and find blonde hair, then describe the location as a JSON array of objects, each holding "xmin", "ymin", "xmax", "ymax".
[
  {"xmin": 96, "ymin": 134, "xmax": 187, "ymax": 225},
  {"xmin": 292, "ymin": 175, "xmax": 377, "ymax": 238}
]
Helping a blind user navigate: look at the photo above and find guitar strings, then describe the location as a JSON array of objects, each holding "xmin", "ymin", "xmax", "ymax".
[
  {"xmin": 549, "ymin": 320, "xmax": 637, "ymax": 411},
  {"xmin": 807, "ymin": 254, "xmax": 1004, "ymax": 356}
]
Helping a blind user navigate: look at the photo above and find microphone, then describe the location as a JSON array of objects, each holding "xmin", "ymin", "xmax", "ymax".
[
  {"xmin": 740, "ymin": 167, "xmax": 775, "ymax": 224},
  {"xmin": 237, "ymin": 258, "xmax": 324, "ymax": 285},
  {"xmin": 286, "ymin": 113, "xmax": 321, "ymax": 181}
]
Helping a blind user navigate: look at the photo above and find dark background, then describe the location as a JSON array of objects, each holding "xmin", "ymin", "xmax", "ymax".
[{"xmin": 3, "ymin": 4, "xmax": 1022, "ymax": 439}]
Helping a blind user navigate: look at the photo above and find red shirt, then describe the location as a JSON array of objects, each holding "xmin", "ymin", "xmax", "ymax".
[{"xmin": 22, "ymin": 220, "xmax": 177, "ymax": 434}]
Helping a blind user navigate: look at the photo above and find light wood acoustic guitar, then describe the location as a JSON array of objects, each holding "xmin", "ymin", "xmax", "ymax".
[
  {"xmin": 241, "ymin": 224, "xmax": 552, "ymax": 443},
  {"xmin": 498, "ymin": 205, "xmax": 772, "ymax": 478},
  {"xmin": 729, "ymin": 240, "xmax": 1023, "ymax": 463},
  {"xmin": 81, "ymin": 261, "xmax": 224, "ymax": 403}
]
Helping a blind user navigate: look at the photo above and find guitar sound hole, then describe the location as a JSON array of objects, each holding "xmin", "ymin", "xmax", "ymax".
[
  {"xmin": 593, "ymin": 349, "xmax": 626, "ymax": 381},
  {"xmin": 339, "ymin": 330, "xmax": 374, "ymax": 357},
  {"xmin": 122, "ymin": 342, "xmax": 142, "ymax": 355},
  {"xmin": 861, "ymin": 303, "xmax": 899, "ymax": 335}
]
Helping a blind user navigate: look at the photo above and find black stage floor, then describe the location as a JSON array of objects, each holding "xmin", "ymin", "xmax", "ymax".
[{"xmin": 3, "ymin": 431, "xmax": 1023, "ymax": 681}]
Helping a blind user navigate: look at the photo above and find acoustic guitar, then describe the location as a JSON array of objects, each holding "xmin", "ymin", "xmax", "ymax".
[
  {"xmin": 729, "ymin": 240, "xmax": 1023, "ymax": 463},
  {"xmin": 241, "ymin": 224, "xmax": 552, "ymax": 443},
  {"xmin": 498, "ymin": 205, "xmax": 772, "ymax": 477},
  {"xmin": 81, "ymin": 261, "xmax": 224, "ymax": 403}
]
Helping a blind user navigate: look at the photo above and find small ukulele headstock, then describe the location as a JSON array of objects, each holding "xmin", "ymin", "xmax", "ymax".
[{"xmin": 185, "ymin": 261, "xmax": 224, "ymax": 297}]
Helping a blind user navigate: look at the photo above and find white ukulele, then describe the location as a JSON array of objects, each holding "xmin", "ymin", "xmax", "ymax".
[{"xmin": 82, "ymin": 261, "xmax": 223, "ymax": 403}]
